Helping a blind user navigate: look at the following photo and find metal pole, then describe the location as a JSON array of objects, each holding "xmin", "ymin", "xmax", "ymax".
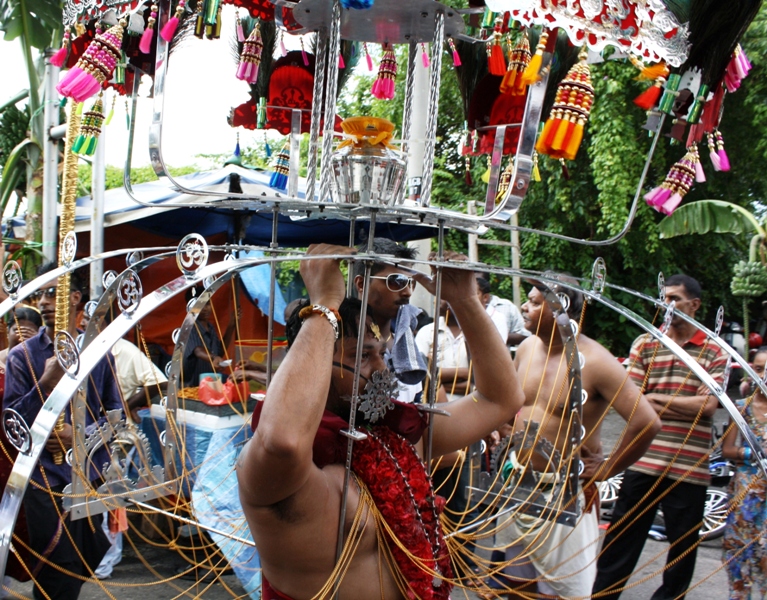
[
  {"xmin": 265, "ymin": 208, "xmax": 279, "ymax": 389},
  {"xmin": 425, "ymin": 221, "xmax": 445, "ymax": 466},
  {"xmin": 467, "ymin": 201, "xmax": 478, "ymax": 262},
  {"xmin": 335, "ymin": 212, "xmax": 377, "ymax": 582},
  {"xmin": 405, "ymin": 40, "xmax": 429, "ymax": 206},
  {"xmin": 42, "ymin": 51, "xmax": 60, "ymax": 264},
  {"xmin": 419, "ymin": 10, "xmax": 445, "ymax": 207},
  {"xmin": 511, "ymin": 213, "xmax": 521, "ymax": 306},
  {"xmin": 305, "ymin": 28, "xmax": 327, "ymax": 202},
  {"xmin": 318, "ymin": 0, "xmax": 341, "ymax": 204},
  {"xmin": 90, "ymin": 128, "xmax": 106, "ymax": 300}
]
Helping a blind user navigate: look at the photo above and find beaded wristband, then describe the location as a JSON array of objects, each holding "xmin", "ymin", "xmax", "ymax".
[
  {"xmin": 299, "ymin": 304, "xmax": 340, "ymax": 339},
  {"xmin": 743, "ymin": 446, "xmax": 752, "ymax": 461}
]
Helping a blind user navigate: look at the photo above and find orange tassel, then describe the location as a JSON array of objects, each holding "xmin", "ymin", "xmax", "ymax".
[
  {"xmin": 551, "ymin": 117, "xmax": 571, "ymax": 152},
  {"xmin": 536, "ymin": 46, "xmax": 593, "ymax": 163},
  {"xmin": 564, "ymin": 121, "xmax": 584, "ymax": 161},
  {"xmin": 500, "ymin": 68, "xmax": 517, "ymax": 94},
  {"xmin": 629, "ymin": 56, "xmax": 670, "ymax": 81},
  {"xmin": 521, "ymin": 30, "xmax": 548, "ymax": 86},
  {"xmin": 633, "ymin": 78, "xmax": 664, "ymax": 110},
  {"xmin": 538, "ymin": 113, "xmax": 561, "ymax": 151}
]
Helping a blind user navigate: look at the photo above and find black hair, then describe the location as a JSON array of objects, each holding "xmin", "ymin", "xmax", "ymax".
[
  {"xmin": 665, "ymin": 274, "xmax": 702, "ymax": 300},
  {"xmin": 476, "ymin": 276, "xmax": 492, "ymax": 295},
  {"xmin": 36, "ymin": 262, "xmax": 85, "ymax": 294},
  {"xmin": 536, "ymin": 271, "xmax": 584, "ymax": 318},
  {"xmin": 352, "ymin": 238, "xmax": 418, "ymax": 280},
  {"xmin": 285, "ymin": 297, "xmax": 373, "ymax": 348},
  {"xmin": 10, "ymin": 306, "xmax": 42, "ymax": 329}
]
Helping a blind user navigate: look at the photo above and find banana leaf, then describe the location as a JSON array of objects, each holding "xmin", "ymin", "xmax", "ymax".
[{"xmin": 658, "ymin": 199, "xmax": 765, "ymax": 239}]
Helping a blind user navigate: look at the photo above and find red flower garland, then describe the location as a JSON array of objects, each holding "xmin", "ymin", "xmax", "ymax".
[{"xmin": 352, "ymin": 427, "xmax": 453, "ymax": 599}]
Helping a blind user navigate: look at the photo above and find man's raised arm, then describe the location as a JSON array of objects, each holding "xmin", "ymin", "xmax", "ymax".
[
  {"xmin": 415, "ymin": 253, "xmax": 524, "ymax": 457},
  {"xmin": 236, "ymin": 244, "xmax": 353, "ymax": 507}
]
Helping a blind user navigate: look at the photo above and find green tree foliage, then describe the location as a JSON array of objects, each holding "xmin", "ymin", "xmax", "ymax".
[{"xmin": 76, "ymin": 164, "xmax": 199, "ymax": 196}]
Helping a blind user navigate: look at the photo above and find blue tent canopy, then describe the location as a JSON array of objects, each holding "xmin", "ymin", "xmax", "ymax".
[{"xmin": 9, "ymin": 165, "xmax": 437, "ymax": 248}]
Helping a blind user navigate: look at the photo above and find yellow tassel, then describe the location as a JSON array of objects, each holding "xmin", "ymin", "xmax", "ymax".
[
  {"xmin": 532, "ymin": 152, "xmax": 541, "ymax": 182},
  {"xmin": 521, "ymin": 51, "xmax": 542, "ymax": 86},
  {"xmin": 563, "ymin": 121, "xmax": 584, "ymax": 161},
  {"xmin": 520, "ymin": 30, "xmax": 547, "ymax": 86}
]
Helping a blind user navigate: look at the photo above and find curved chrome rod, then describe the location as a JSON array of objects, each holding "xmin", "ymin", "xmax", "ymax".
[{"xmin": 0, "ymin": 247, "xmax": 173, "ymax": 322}]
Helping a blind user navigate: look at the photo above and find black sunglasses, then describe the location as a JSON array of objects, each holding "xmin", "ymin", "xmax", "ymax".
[{"xmin": 30, "ymin": 287, "xmax": 57, "ymax": 301}]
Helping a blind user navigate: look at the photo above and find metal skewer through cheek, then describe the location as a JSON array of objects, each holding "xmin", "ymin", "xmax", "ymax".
[{"xmin": 333, "ymin": 210, "xmax": 377, "ymax": 594}]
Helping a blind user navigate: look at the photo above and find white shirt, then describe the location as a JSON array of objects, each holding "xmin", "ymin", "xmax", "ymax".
[
  {"xmin": 488, "ymin": 295, "xmax": 530, "ymax": 340},
  {"xmin": 111, "ymin": 338, "xmax": 168, "ymax": 399}
]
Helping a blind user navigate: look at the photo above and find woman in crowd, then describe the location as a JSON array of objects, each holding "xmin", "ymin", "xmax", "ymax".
[{"xmin": 722, "ymin": 345, "xmax": 767, "ymax": 599}]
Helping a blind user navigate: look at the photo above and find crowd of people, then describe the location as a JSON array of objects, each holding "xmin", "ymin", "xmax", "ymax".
[{"xmin": 0, "ymin": 241, "xmax": 765, "ymax": 599}]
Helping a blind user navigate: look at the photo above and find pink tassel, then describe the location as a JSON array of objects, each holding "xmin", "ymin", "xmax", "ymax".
[
  {"xmin": 661, "ymin": 193, "xmax": 683, "ymax": 215},
  {"xmin": 237, "ymin": 23, "xmax": 245, "ymax": 42},
  {"xmin": 448, "ymin": 38, "xmax": 461, "ymax": 67},
  {"xmin": 160, "ymin": 17, "xmax": 179, "ymax": 41},
  {"xmin": 364, "ymin": 42, "xmax": 373, "ymax": 71},
  {"xmin": 371, "ymin": 45, "xmax": 396, "ymax": 100},
  {"xmin": 236, "ymin": 23, "xmax": 263, "ymax": 84},
  {"xmin": 51, "ymin": 45, "xmax": 68, "ymax": 68},
  {"xmin": 421, "ymin": 43, "xmax": 429, "ymax": 68},
  {"xmin": 160, "ymin": 0, "xmax": 185, "ymax": 42},
  {"xmin": 139, "ymin": 27, "xmax": 154, "ymax": 54},
  {"xmin": 339, "ymin": 53, "xmax": 345, "ymax": 69},
  {"xmin": 279, "ymin": 33, "xmax": 287, "ymax": 57},
  {"xmin": 707, "ymin": 133, "xmax": 721, "ymax": 171},
  {"xmin": 57, "ymin": 67, "xmax": 102, "ymax": 102},
  {"xmin": 694, "ymin": 159, "xmax": 705, "ymax": 183},
  {"xmin": 302, "ymin": 49, "xmax": 309, "ymax": 66},
  {"xmin": 716, "ymin": 131, "xmax": 730, "ymax": 171},
  {"xmin": 644, "ymin": 187, "xmax": 671, "ymax": 207},
  {"xmin": 718, "ymin": 149, "xmax": 730, "ymax": 172}
]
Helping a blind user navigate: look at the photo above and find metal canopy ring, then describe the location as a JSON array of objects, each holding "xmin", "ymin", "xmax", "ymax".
[
  {"xmin": 102, "ymin": 270, "xmax": 118, "ymax": 289},
  {"xmin": 659, "ymin": 300, "xmax": 676, "ymax": 336},
  {"xmin": 177, "ymin": 234, "xmax": 209, "ymax": 277},
  {"xmin": 126, "ymin": 251, "xmax": 144, "ymax": 267},
  {"xmin": 657, "ymin": 272, "xmax": 666, "ymax": 302},
  {"xmin": 714, "ymin": 306, "xmax": 725, "ymax": 338},
  {"xmin": 61, "ymin": 232, "xmax": 78, "ymax": 267},
  {"xmin": 117, "ymin": 269, "xmax": 143, "ymax": 315},
  {"xmin": 2, "ymin": 408, "xmax": 32, "ymax": 455},
  {"xmin": 591, "ymin": 257, "xmax": 606, "ymax": 295},
  {"xmin": 2, "ymin": 262, "xmax": 23, "ymax": 298},
  {"xmin": 54, "ymin": 331, "xmax": 80, "ymax": 377},
  {"xmin": 557, "ymin": 292, "xmax": 570, "ymax": 315}
]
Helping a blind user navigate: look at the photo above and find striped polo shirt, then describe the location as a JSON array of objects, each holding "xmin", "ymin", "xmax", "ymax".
[{"xmin": 625, "ymin": 330, "xmax": 727, "ymax": 486}]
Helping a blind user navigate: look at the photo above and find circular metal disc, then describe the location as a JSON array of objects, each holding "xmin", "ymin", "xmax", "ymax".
[
  {"xmin": 118, "ymin": 269, "xmax": 143, "ymax": 315},
  {"xmin": 61, "ymin": 231, "xmax": 78, "ymax": 267},
  {"xmin": 103, "ymin": 270, "xmax": 118, "ymax": 289},
  {"xmin": 2, "ymin": 408, "xmax": 32, "ymax": 455},
  {"xmin": 176, "ymin": 234, "xmax": 209, "ymax": 277},
  {"xmin": 2, "ymin": 262, "xmax": 23, "ymax": 297},
  {"xmin": 54, "ymin": 330, "xmax": 80, "ymax": 377},
  {"xmin": 292, "ymin": 0, "xmax": 466, "ymax": 44}
]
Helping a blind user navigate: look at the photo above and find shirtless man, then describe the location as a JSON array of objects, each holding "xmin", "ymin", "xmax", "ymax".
[
  {"xmin": 488, "ymin": 276, "xmax": 660, "ymax": 599},
  {"xmin": 236, "ymin": 245, "xmax": 523, "ymax": 599}
]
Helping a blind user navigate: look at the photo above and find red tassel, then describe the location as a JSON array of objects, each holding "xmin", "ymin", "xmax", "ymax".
[
  {"xmin": 633, "ymin": 79, "xmax": 664, "ymax": 110},
  {"xmin": 486, "ymin": 17, "xmax": 506, "ymax": 76},
  {"xmin": 339, "ymin": 53, "xmax": 345, "ymax": 69},
  {"xmin": 160, "ymin": 0, "xmax": 185, "ymax": 42}
]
